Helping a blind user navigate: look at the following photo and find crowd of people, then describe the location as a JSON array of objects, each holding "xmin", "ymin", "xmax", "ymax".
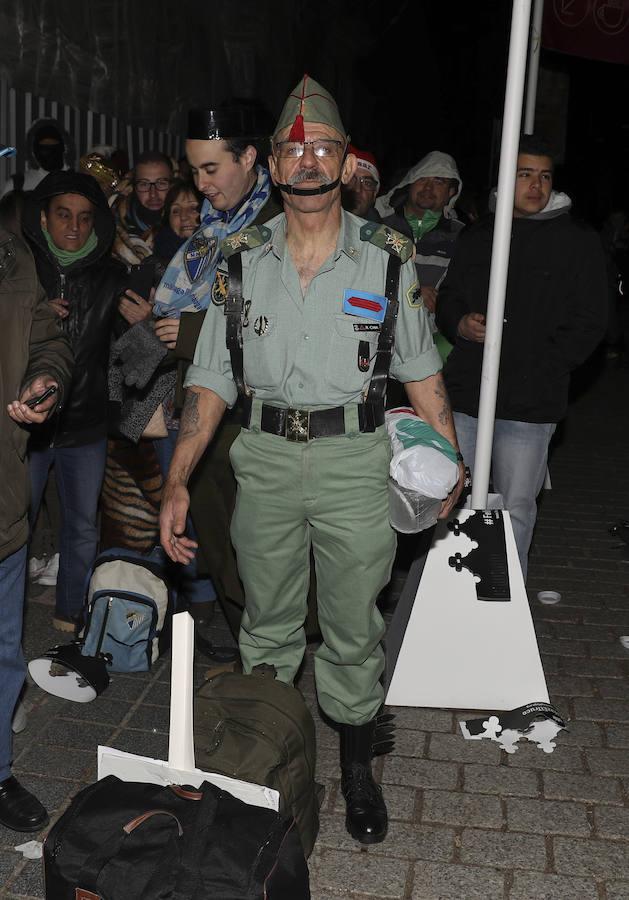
[{"xmin": 0, "ymin": 74, "xmax": 610, "ymax": 845}]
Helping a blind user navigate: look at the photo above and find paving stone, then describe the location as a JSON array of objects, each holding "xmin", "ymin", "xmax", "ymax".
[
  {"xmin": 391, "ymin": 729, "xmax": 426, "ymax": 758},
  {"xmin": 391, "ymin": 708, "xmax": 453, "ymax": 732},
  {"xmin": 309, "ymin": 848, "xmax": 410, "ymax": 898},
  {"xmin": 509, "ymin": 872, "xmax": 599, "ymax": 899},
  {"xmin": 2, "ymin": 860, "xmax": 45, "ymax": 899},
  {"xmin": 538, "ymin": 636, "xmax": 588, "ymax": 657},
  {"xmin": 124, "ymin": 702, "xmax": 170, "ymax": 733},
  {"xmin": 543, "ymin": 771, "xmax": 623, "ymax": 804},
  {"xmin": 607, "ymin": 882, "xmax": 629, "ymax": 900},
  {"xmin": 506, "ymin": 797, "xmax": 590, "ymax": 836},
  {"xmin": 596, "ymin": 678, "xmax": 629, "ymax": 699},
  {"xmin": 554, "ymin": 837, "xmax": 629, "ymax": 877},
  {"xmin": 382, "ymin": 756, "xmax": 458, "ymax": 791},
  {"xmin": 463, "ymin": 763, "xmax": 539, "ymax": 797},
  {"xmin": 428, "ymin": 732, "xmax": 501, "ymax": 765},
  {"xmin": 318, "ymin": 814, "xmax": 455, "ymax": 861},
  {"xmin": 37, "ymin": 719, "xmax": 115, "ymax": 750},
  {"xmin": 590, "ymin": 642, "xmax": 629, "ymax": 659},
  {"xmin": 506, "ymin": 742, "xmax": 584, "ymax": 772},
  {"xmin": 555, "ymin": 623, "xmax": 614, "ymax": 642},
  {"xmin": 101, "ymin": 674, "xmax": 151, "ymax": 703},
  {"xmin": 561, "ymin": 657, "xmax": 625, "ymax": 678},
  {"xmin": 459, "ymin": 828, "xmax": 546, "ymax": 871},
  {"xmin": 595, "ymin": 806, "xmax": 629, "ymax": 839},
  {"xmin": 55, "ymin": 697, "xmax": 134, "ymax": 727},
  {"xmin": 410, "ymin": 862, "xmax": 504, "ymax": 899},
  {"xmin": 587, "ymin": 748, "xmax": 629, "ymax": 776},
  {"xmin": 422, "ymin": 789, "xmax": 503, "ymax": 829},
  {"xmin": 547, "ymin": 675, "xmax": 594, "ymax": 697},
  {"xmin": 607, "ymin": 724, "xmax": 629, "ymax": 748},
  {"xmin": 574, "ymin": 698, "xmax": 629, "ymax": 722},
  {"xmin": 109, "ymin": 728, "xmax": 169, "ymax": 759}
]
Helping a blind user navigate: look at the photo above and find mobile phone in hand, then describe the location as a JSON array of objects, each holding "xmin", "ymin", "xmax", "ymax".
[
  {"xmin": 125, "ymin": 263, "xmax": 154, "ymax": 303},
  {"xmin": 26, "ymin": 385, "xmax": 58, "ymax": 408}
]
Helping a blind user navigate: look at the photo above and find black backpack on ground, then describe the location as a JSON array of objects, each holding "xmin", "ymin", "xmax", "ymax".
[
  {"xmin": 194, "ymin": 665, "xmax": 321, "ymax": 858},
  {"xmin": 43, "ymin": 775, "xmax": 310, "ymax": 899}
]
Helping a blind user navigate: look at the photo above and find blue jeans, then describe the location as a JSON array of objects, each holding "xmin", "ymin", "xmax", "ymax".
[
  {"xmin": 453, "ymin": 413, "xmax": 556, "ymax": 580},
  {"xmin": 153, "ymin": 429, "xmax": 215, "ymax": 606},
  {"xmin": 0, "ymin": 545, "xmax": 27, "ymax": 781},
  {"xmin": 29, "ymin": 440, "xmax": 107, "ymax": 620}
]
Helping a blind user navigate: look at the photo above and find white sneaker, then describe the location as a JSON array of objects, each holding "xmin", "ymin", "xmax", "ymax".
[
  {"xmin": 28, "ymin": 555, "xmax": 48, "ymax": 580},
  {"xmin": 36, "ymin": 552, "xmax": 59, "ymax": 586}
]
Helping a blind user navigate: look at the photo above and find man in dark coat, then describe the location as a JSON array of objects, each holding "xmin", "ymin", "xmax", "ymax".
[
  {"xmin": 436, "ymin": 135, "xmax": 607, "ymax": 578},
  {"xmin": 1, "ymin": 185, "xmax": 73, "ymax": 830}
]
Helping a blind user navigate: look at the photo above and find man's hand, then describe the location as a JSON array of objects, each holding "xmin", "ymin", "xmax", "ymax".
[
  {"xmin": 154, "ymin": 317, "xmax": 181, "ymax": 350},
  {"xmin": 438, "ymin": 460, "xmax": 466, "ymax": 519},
  {"xmin": 118, "ymin": 288, "xmax": 153, "ymax": 325},
  {"xmin": 7, "ymin": 375, "xmax": 59, "ymax": 425},
  {"xmin": 457, "ymin": 312, "xmax": 486, "ymax": 342},
  {"xmin": 49, "ymin": 297, "xmax": 69, "ymax": 319},
  {"xmin": 421, "ymin": 286, "xmax": 438, "ymax": 314},
  {"xmin": 160, "ymin": 479, "xmax": 198, "ymax": 563}
]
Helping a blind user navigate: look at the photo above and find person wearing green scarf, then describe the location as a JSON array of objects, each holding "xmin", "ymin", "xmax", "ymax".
[{"xmin": 377, "ymin": 151, "xmax": 464, "ymax": 369}]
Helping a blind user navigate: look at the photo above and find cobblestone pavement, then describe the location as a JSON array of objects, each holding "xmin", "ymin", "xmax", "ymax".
[{"xmin": 1, "ymin": 358, "xmax": 628, "ymax": 899}]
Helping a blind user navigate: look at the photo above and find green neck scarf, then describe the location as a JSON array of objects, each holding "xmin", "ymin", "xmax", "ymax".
[
  {"xmin": 43, "ymin": 227, "xmax": 98, "ymax": 268},
  {"xmin": 405, "ymin": 207, "xmax": 441, "ymax": 242}
]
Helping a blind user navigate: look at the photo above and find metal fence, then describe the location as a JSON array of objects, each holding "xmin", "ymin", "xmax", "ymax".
[{"xmin": 0, "ymin": 78, "xmax": 182, "ymax": 191}]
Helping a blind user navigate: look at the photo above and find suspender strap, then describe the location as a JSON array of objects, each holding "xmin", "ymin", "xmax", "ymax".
[
  {"xmin": 363, "ymin": 253, "xmax": 401, "ymax": 431},
  {"xmin": 225, "ymin": 253, "xmax": 248, "ymax": 396}
]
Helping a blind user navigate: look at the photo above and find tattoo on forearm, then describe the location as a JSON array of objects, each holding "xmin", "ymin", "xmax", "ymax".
[
  {"xmin": 433, "ymin": 379, "xmax": 451, "ymax": 427},
  {"xmin": 180, "ymin": 391, "xmax": 201, "ymax": 438}
]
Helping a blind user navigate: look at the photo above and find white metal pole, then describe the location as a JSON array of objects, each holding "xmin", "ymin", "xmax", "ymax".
[
  {"xmin": 471, "ymin": 0, "xmax": 533, "ymax": 509},
  {"xmin": 524, "ymin": 0, "xmax": 545, "ymax": 134}
]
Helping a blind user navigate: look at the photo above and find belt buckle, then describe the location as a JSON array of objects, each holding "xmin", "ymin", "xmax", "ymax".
[{"xmin": 286, "ymin": 408, "xmax": 310, "ymax": 442}]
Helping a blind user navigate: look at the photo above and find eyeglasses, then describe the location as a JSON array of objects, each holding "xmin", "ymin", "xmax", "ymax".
[
  {"xmin": 134, "ymin": 178, "xmax": 171, "ymax": 193},
  {"xmin": 274, "ymin": 139, "xmax": 343, "ymax": 159},
  {"xmin": 355, "ymin": 176, "xmax": 378, "ymax": 191}
]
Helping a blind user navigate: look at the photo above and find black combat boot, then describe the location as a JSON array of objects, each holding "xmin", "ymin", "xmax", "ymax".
[{"xmin": 339, "ymin": 712, "xmax": 395, "ymax": 845}]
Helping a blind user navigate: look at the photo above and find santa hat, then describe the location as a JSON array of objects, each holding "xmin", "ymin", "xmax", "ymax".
[{"xmin": 348, "ymin": 145, "xmax": 380, "ymax": 188}]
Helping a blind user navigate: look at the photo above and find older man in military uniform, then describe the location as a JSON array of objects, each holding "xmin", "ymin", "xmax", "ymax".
[{"xmin": 160, "ymin": 76, "xmax": 464, "ymax": 845}]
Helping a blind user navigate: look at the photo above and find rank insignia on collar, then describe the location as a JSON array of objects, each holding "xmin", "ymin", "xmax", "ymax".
[
  {"xmin": 385, "ymin": 231, "xmax": 408, "ymax": 255},
  {"xmin": 226, "ymin": 232, "xmax": 250, "ymax": 251},
  {"xmin": 211, "ymin": 270, "xmax": 229, "ymax": 306},
  {"xmin": 406, "ymin": 281, "xmax": 423, "ymax": 309},
  {"xmin": 342, "ymin": 289, "xmax": 388, "ymax": 323},
  {"xmin": 184, "ymin": 235, "xmax": 216, "ymax": 283}
]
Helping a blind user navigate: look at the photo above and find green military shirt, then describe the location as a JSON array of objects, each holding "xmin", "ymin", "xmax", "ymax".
[{"xmin": 185, "ymin": 210, "xmax": 442, "ymax": 409}]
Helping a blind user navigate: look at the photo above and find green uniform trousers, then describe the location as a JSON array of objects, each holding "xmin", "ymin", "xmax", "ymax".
[{"xmin": 230, "ymin": 422, "xmax": 396, "ymax": 725}]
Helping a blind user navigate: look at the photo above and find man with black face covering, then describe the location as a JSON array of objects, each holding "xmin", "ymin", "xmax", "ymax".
[{"xmin": 1, "ymin": 118, "xmax": 75, "ymax": 196}]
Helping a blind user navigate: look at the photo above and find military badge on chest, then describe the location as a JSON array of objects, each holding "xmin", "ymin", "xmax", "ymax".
[
  {"xmin": 254, "ymin": 314, "xmax": 269, "ymax": 336},
  {"xmin": 184, "ymin": 235, "xmax": 217, "ymax": 283},
  {"xmin": 211, "ymin": 270, "xmax": 229, "ymax": 306}
]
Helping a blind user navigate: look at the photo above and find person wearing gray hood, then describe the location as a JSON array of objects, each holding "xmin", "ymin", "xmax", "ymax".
[
  {"xmin": 377, "ymin": 151, "xmax": 463, "ymax": 363},
  {"xmin": 436, "ymin": 135, "xmax": 607, "ymax": 578}
]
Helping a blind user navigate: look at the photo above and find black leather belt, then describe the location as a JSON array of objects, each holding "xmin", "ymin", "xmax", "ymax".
[{"xmin": 242, "ymin": 398, "xmax": 384, "ymax": 442}]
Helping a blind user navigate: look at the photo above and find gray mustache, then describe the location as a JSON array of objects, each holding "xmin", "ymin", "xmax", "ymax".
[{"xmin": 287, "ymin": 169, "xmax": 332, "ymax": 186}]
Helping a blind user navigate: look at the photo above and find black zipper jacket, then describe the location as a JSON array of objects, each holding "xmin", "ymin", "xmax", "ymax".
[
  {"xmin": 436, "ymin": 195, "xmax": 607, "ymax": 423},
  {"xmin": 22, "ymin": 170, "xmax": 126, "ymax": 447}
]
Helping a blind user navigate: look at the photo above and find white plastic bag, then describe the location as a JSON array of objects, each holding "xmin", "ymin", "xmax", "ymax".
[{"xmin": 385, "ymin": 407, "xmax": 459, "ymax": 532}]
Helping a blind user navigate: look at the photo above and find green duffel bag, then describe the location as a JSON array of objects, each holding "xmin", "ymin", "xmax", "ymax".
[{"xmin": 194, "ymin": 664, "xmax": 322, "ymax": 857}]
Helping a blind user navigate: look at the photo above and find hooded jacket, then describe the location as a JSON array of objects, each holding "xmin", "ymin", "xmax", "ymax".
[
  {"xmin": 22, "ymin": 170, "xmax": 125, "ymax": 447},
  {"xmin": 1, "ymin": 118, "xmax": 76, "ymax": 197},
  {"xmin": 378, "ymin": 152, "xmax": 464, "ymax": 291},
  {"xmin": 0, "ymin": 224, "xmax": 73, "ymax": 561},
  {"xmin": 436, "ymin": 191, "xmax": 608, "ymax": 423}
]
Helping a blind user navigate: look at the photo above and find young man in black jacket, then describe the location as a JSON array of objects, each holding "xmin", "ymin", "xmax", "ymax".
[
  {"xmin": 23, "ymin": 171, "xmax": 125, "ymax": 630},
  {"xmin": 436, "ymin": 136, "xmax": 607, "ymax": 578}
]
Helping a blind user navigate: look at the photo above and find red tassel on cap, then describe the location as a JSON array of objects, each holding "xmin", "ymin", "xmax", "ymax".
[{"xmin": 288, "ymin": 114, "xmax": 305, "ymax": 143}]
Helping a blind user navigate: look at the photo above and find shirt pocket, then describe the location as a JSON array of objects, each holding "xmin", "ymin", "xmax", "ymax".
[
  {"xmin": 326, "ymin": 314, "xmax": 381, "ymax": 394},
  {"xmin": 242, "ymin": 315, "xmax": 279, "ymax": 390}
]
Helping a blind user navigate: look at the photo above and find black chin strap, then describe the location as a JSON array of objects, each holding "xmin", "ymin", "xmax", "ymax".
[{"xmin": 276, "ymin": 176, "xmax": 341, "ymax": 196}]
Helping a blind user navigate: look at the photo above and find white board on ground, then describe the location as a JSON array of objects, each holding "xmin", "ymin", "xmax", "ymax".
[{"xmin": 386, "ymin": 509, "xmax": 549, "ymax": 710}]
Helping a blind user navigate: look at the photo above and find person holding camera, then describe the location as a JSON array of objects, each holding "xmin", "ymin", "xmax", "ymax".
[{"xmin": 22, "ymin": 170, "xmax": 125, "ymax": 631}]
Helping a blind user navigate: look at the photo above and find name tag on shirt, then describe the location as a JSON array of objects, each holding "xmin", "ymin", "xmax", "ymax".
[{"xmin": 342, "ymin": 289, "xmax": 388, "ymax": 323}]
